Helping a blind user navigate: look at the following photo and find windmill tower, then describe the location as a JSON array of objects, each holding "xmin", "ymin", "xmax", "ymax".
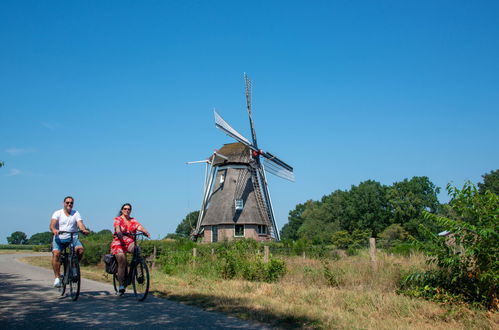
[{"xmin": 190, "ymin": 74, "xmax": 294, "ymax": 242}]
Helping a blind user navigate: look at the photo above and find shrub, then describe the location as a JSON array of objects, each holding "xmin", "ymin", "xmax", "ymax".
[
  {"xmin": 401, "ymin": 182, "xmax": 499, "ymax": 309},
  {"xmin": 265, "ymin": 258, "xmax": 286, "ymax": 282},
  {"xmin": 322, "ymin": 260, "xmax": 342, "ymax": 287},
  {"xmin": 0, "ymin": 244, "xmax": 35, "ymax": 250},
  {"xmin": 388, "ymin": 242, "xmax": 418, "ymax": 256},
  {"xmin": 32, "ymin": 244, "xmax": 51, "ymax": 252},
  {"xmin": 378, "ymin": 224, "xmax": 410, "ymax": 248},
  {"xmin": 80, "ymin": 242, "xmax": 109, "ymax": 266}
]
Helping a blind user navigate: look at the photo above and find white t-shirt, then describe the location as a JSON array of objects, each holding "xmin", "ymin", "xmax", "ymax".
[{"xmin": 52, "ymin": 209, "xmax": 82, "ymax": 239}]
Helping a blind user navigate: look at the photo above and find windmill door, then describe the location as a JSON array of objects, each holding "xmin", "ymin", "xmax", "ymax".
[{"xmin": 212, "ymin": 225, "xmax": 218, "ymax": 242}]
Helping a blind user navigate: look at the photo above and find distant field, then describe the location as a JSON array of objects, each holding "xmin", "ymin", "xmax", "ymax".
[{"xmin": 20, "ymin": 251, "xmax": 498, "ymax": 329}]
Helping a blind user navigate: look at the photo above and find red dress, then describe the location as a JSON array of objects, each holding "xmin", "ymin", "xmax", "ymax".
[{"xmin": 110, "ymin": 216, "xmax": 141, "ymax": 255}]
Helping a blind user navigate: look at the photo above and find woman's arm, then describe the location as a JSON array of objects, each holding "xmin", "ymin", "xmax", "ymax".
[
  {"xmin": 114, "ymin": 224, "xmax": 124, "ymax": 239},
  {"xmin": 137, "ymin": 225, "xmax": 150, "ymax": 238}
]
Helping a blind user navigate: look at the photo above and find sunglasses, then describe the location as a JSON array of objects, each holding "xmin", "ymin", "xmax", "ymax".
[
  {"xmin": 122, "ymin": 207, "xmax": 131, "ymax": 211},
  {"xmin": 65, "ymin": 202, "xmax": 74, "ymax": 205}
]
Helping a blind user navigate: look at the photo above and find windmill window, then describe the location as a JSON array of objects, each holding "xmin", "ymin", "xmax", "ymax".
[
  {"xmin": 257, "ymin": 225, "xmax": 267, "ymax": 235},
  {"xmin": 234, "ymin": 199, "xmax": 244, "ymax": 211},
  {"xmin": 234, "ymin": 224, "xmax": 244, "ymax": 237}
]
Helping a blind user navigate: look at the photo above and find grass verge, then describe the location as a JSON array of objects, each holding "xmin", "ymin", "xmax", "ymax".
[{"xmin": 21, "ymin": 252, "xmax": 497, "ymax": 329}]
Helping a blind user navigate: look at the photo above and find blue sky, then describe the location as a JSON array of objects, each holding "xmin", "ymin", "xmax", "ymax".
[{"xmin": 1, "ymin": 1, "xmax": 498, "ymax": 243}]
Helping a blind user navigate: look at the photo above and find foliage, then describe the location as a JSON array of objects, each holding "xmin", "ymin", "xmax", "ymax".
[
  {"xmin": 0, "ymin": 244, "xmax": 36, "ymax": 250},
  {"xmin": 280, "ymin": 202, "xmax": 307, "ymax": 240},
  {"xmin": 378, "ymin": 224, "xmax": 411, "ymax": 249},
  {"xmin": 478, "ymin": 169, "xmax": 499, "ymax": 195},
  {"xmin": 282, "ymin": 177, "xmax": 441, "ymax": 245},
  {"xmin": 401, "ymin": 182, "xmax": 499, "ymax": 309},
  {"xmin": 0, "ymin": 161, "xmax": 4, "ymax": 168},
  {"xmin": 80, "ymin": 242, "xmax": 109, "ymax": 266},
  {"xmin": 387, "ymin": 242, "xmax": 418, "ymax": 256},
  {"xmin": 28, "ymin": 231, "xmax": 53, "ymax": 245},
  {"xmin": 216, "ymin": 239, "xmax": 286, "ymax": 282},
  {"xmin": 331, "ymin": 229, "xmax": 370, "ymax": 250},
  {"xmin": 386, "ymin": 177, "xmax": 441, "ymax": 236},
  {"xmin": 84, "ymin": 229, "xmax": 113, "ymax": 242},
  {"xmin": 7, "ymin": 231, "xmax": 28, "ymax": 245},
  {"xmin": 175, "ymin": 210, "xmax": 199, "ymax": 237},
  {"xmin": 32, "ymin": 244, "xmax": 51, "ymax": 252},
  {"xmin": 156, "ymin": 239, "xmax": 287, "ymax": 283},
  {"xmin": 79, "ymin": 230, "xmax": 114, "ymax": 266},
  {"xmin": 322, "ymin": 260, "xmax": 343, "ymax": 287}
]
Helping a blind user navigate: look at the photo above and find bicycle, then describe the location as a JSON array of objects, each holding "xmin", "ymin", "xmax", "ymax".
[
  {"xmin": 57, "ymin": 231, "xmax": 81, "ymax": 301},
  {"xmin": 112, "ymin": 232, "xmax": 150, "ymax": 301}
]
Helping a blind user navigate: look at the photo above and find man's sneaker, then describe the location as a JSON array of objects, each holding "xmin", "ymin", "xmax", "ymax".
[
  {"xmin": 53, "ymin": 277, "xmax": 61, "ymax": 288},
  {"xmin": 118, "ymin": 285, "xmax": 125, "ymax": 296}
]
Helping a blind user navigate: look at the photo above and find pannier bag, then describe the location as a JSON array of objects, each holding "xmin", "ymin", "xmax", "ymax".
[{"xmin": 104, "ymin": 254, "xmax": 117, "ymax": 274}]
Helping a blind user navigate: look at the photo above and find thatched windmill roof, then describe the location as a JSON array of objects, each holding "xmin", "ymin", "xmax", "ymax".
[{"xmin": 211, "ymin": 142, "xmax": 251, "ymax": 165}]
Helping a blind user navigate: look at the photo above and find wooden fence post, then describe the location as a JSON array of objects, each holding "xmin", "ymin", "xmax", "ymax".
[
  {"xmin": 263, "ymin": 246, "xmax": 270, "ymax": 263},
  {"xmin": 369, "ymin": 238, "xmax": 377, "ymax": 272},
  {"xmin": 152, "ymin": 245, "xmax": 157, "ymax": 269},
  {"xmin": 193, "ymin": 247, "xmax": 197, "ymax": 267}
]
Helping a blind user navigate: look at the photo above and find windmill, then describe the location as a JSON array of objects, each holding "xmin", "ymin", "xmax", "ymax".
[{"xmin": 190, "ymin": 74, "xmax": 294, "ymax": 242}]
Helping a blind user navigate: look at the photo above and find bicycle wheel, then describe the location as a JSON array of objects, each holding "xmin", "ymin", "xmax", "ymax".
[
  {"xmin": 132, "ymin": 259, "xmax": 149, "ymax": 301},
  {"xmin": 59, "ymin": 256, "xmax": 67, "ymax": 296},
  {"xmin": 69, "ymin": 256, "xmax": 80, "ymax": 301}
]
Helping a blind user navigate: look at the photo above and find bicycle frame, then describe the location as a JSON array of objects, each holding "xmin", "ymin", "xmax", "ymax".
[
  {"xmin": 121, "ymin": 233, "xmax": 145, "ymax": 286},
  {"xmin": 58, "ymin": 231, "xmax": 81, "ymax": 301}
]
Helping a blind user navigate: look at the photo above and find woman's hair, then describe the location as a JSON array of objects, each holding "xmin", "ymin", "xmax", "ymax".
[{"xmin": 117, "ymin": 203, "xmax": 132, "ymax": 217}]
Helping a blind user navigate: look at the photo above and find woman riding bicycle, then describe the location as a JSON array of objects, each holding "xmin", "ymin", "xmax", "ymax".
[{"xmin": 110, "ymin": 203, "xmax": 151, "ymax": 295}]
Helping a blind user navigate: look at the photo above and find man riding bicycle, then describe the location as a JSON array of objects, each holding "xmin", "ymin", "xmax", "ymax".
[{"xmin": 50, "ymin": 196, "xmax": 90, "ymax": 288}]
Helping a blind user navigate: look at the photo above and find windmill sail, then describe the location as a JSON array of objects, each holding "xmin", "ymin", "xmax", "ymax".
[
  {"xmin": 245, "ymin": 73, "xmax": 258, "ymax": 148},
  {"xmin": 262, "ymin": 157, "xmax": 295, "ymax": 182},
  {"xmin": 214, "ymin": 110, "xmax": 251, "ymax": 146}
]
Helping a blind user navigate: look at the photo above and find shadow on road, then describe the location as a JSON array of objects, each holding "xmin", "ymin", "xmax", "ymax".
[
  {"xmin": 0, "ymin": 272, "xmax": 274, "ymax": 329},
  {"xmin": 155, "ymin": 291, "xmax": 317, "ymax": 329}
]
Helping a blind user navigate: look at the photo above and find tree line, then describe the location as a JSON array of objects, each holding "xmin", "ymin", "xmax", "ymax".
[
  {"xmin": 280, "ymin": 169, "xmax": 498, "ymax": 245},
  {"xmin": 5, "ymin": 229, "xmax": 112, "ymax": 245},
  {"xmin": 7, "ymin": 169, "xmax": 498, "ymax": 246}
]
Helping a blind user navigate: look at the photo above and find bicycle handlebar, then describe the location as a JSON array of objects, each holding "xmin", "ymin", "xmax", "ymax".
[{"xmin": 115, "ymin": 231, "xmax": 149, "ymax": 240}]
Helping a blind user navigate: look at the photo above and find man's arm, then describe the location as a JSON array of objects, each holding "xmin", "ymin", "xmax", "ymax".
[
  {"xmin": 50, "ymin": 218, "xmax": 59, "ymax": 236},
  {"xmin": 77, "ymin": 220, "xmax": 90, "ymax": 235}
]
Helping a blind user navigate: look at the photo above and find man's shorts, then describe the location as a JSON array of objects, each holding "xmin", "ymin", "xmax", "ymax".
[{"xmin": 52, "ymin": 235, "xmax": 83, "ymax": 252}]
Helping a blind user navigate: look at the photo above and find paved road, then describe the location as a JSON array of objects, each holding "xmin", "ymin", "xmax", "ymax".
[{"xmin": 0, "ymin": 253, "xmax": 268, "ymax": 329}]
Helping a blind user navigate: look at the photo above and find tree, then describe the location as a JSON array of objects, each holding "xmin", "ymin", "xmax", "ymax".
[
  {"xmin": 478, "ymin": 169, "xmax": 499, "ymax": 195},
  {"xmin": 280, "ymin": 202, "xmax": 307, "ymax": 240},
  {"xmin": 0, "ymin": 161, "xmax": 4, "ymax": 168},
  {"xmin": 387, "ymin": 176, "xmax": 441, "ymax": 238},
  {"xmin": 7, "ymin": 231, "xmax": 28, "ymax": 245},
  {"xmin": 175, "ymin": 211, "xmax": 199, "ymax": 237},
  {"xmin": 28, "ymin": 231, "xmax": 53, "ymax": 245},
  {"xmin": 345, "ymin": 180, "xmax": 390, "ymax": 236}
]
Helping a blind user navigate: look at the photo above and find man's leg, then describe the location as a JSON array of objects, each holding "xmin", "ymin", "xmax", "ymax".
[
  {"xmin": 52, "ymin": 250, "xmax": 61, "ymax": 278},
  {"xmin": 75, "ymin": 246, "xmax": 84, "ymax": 261}
]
